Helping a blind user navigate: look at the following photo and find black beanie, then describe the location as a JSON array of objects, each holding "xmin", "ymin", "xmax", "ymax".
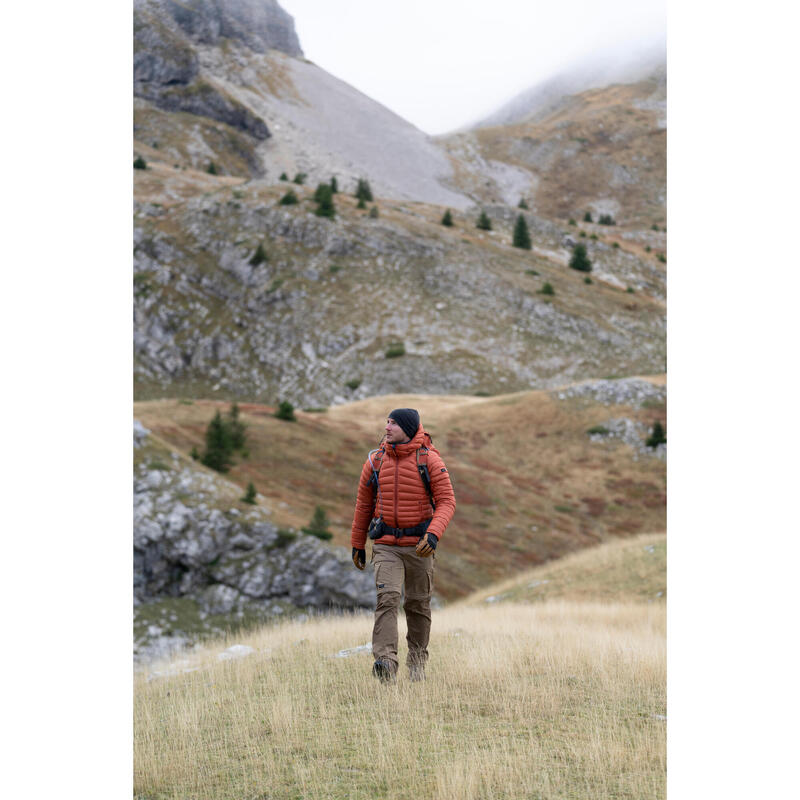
[{"xmin": 388, "ymin": 408, "xmax": 420, "ymax": 441}]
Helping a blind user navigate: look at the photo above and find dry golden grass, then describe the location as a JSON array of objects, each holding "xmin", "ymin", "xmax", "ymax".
[{"xmin": 135, "ymin": 598, "xmax": 665, "ymax": 800}]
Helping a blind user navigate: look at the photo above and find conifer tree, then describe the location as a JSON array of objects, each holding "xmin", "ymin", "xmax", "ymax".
[
  {"xmin": 249, "ymin": 243, "xmax": 268, "ymax": 266},
  {"xmin": 227, "ymin": 402, "xmax": 246, "ymax": 450},
  {"xmin": 646, "ymin": 421, "xmax": 666, "ymax": 448},
  {"xmin": 241, "ymin": 482, "xmax": 257, "ymax": 504},
  {"xmin": 369, "ymin": 205, "xmax": 379, "ymax": 218},
  {"xmin": 303, "ymin": 505, "xmax": 333, "ymax": 540},
  {"xmin": 207, "ymin": 162, "xmax": 218, "ymax": 175},
  {"xmin": 583, "ymin": 211, "xmax": 593, "ymax": 222},
  {"xmin": 279, "ymin": 172, "xmax": 288, "ymax": 181},
  {"xmin": 330, "ymin": 177, "xmax": 338, "ymax": 194},
  {"xmin": 134, "ymin": 156, "xmax": 147, "ymax": 170},
  {"xmin": 356, "ymin": 196, "xmax": 366, "ymax": 209},
  {"xmin": 201, "ymin": 411, "xmax": 234, "ymax": 472},
  {"xmin": 512, "ymin": 214, "xmax": 532, "ymax": 249},
  {"xmin": 275, "ymin": 400, "xmax": 296, "ymax": 421},
  {"xmin": 314, "ymin": 184, "xmax": 336, "ymax": 218},
  {"xmin": 476, "ymin": 211, "xmax": 492, "ymax": 230},
  {"xmin": 518, "ymin": 199, "xmax": 529, "ymax": 209},
  {"xmin": 569, "ymin": 243, "xmax": 592, "ymax": 272},
  {"xmin": 355, "ymin": 178, "xmax": 373, "ymax": 202},
  {"xmin": 441, "ymin": 209, "xmax": 454, "ymax": 227},
  {"xmin": 279, "ymin": 190, "xmax": 298, "ymax": 205}
]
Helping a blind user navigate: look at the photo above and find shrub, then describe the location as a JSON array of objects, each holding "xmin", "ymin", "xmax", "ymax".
[
  {"xmin": 569, "ymin": 243, "xmax": 592, "ymax": 272},
  {"xmin": 275, "ymin": 528, "xmax": 296, "ymax": 546},
  {"xmin": 590, "ymin": 234, "xmax": 598, "ymax": 240},
  {"xmin": 133, "ymin": 156, "xmax": 147, "ymax": 170},
  {"xmin": 651, "ymin": 223, "xmax": 659, "ymax": 231},
  {"xmin": 345, "ymin": 379, "xmax": 361, "ymax": 390},
  {"xmin": 612, "ymin": 241, "xmax": 620, "ymax": 249},
  {"xmin": 241, "ymin": 482, "xmax": 257, "ymax": 504},
  {"xmin": 369, "ymin": 205, "xmax": 379, "ymax": 218},
  {"xmin": 568, "ymin": 218, "xmax": 577, "ymax": 226},
  {"xmin": 249, "ymin": 243, "xmax": 268, "ymax": 266},
  {"xmin": 657, "ymin": 253, "xmax": 666, "ymax": 263},
  {"xmin": 583, "ymin": 211, "xmax": 593, "ymax": 222},
  {"xmin": 525, "ymin": 269, "xmax": 539, "ymax": 276},
  {"xmin": 646, "ymin": 421, "xmax": 666, "ymax": 448},
  {"xmin": 441, "ymin": 210, "xmax": 454, "ymax": 227},
  {"xmin": 476, "ymin": 211, "xmax": 492, "ymax": 230},
  {"xmin": 512, "ymin": 214, "xmax": 531, "ymax": 249},
  {"xmin": 190, "ymin": 446, "xmax": 199, "ymax": 460},
  {"xmin": 385, "ymin": 342, "xmax": 405, "ymax": 358},
  {"xmin": 518, "ymin": 199, "xmax": 529, "ymax": 209},
  {"xmin": 645, "ymin": 245, "xmax": 652, "ymax": 253},
  {"xmin": 293, "ymin": 172, "xmax": 306, "ymax": 185},
  {"xmin": 279, "ymin": 190, "xmax": 298, "ymax": 205},
  {"xmin": 329, "ymin": 264, "xmax": 341, "ymax": 273},
  {"xmin": 356, "ymin": 196, "xmax": 366, "ymax": 209},
  {"xmin": 279, "ymin": 172, "xmax": 288, "ymax": 181},
  {"xmin": 303, "ymin": 506, "xmax": 333, "ymax": 540},
  {"xmin": 598, "ymin": 214, "xmax": 616, "ymax": 225},
  {"xmin": 275, "ymin": 400, "xmax": 297, "ymax": 421},
  {"xmin": 538, "ymin": 282, "xmax": 555, "ymax": 296},
  {"xmin": 627, "ymin": 286, "xmax": 635, "ymax": 293},
  {"xmin": 579, "ymin": 230, "xmax": 587, "ymax": 237},
  {"xmin": 227, "ymin": 402, "xmax": 246, "ymax": 450},
  {"xmin": 207, "ymin": 162, "xmax": 218, "ymax": 175},
  {"xmin": 330, "ymin": 176, "xmax": 338, "ymax": 194},
  {"xmin": 587, "ymin": 425, "xmax": 610, "ymax": 435},
  {"xmin": 584, "ymin": 276, "xmax": 592, "ymax": 284}
]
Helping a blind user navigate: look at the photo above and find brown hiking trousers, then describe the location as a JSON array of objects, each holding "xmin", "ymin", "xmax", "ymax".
[{"xmin": 372, "ymin": 543, "xmax": 435, "ymax": 673}]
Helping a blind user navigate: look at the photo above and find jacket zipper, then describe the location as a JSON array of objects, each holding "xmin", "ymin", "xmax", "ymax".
[{"xmin": 394, "ymin": 449, "xmax": 399, "ymax": 528}]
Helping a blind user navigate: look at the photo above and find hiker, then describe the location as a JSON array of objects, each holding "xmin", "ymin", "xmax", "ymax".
[{"xmin": 350, "ymin": 408, "xmax": 456, "ymax": 683}]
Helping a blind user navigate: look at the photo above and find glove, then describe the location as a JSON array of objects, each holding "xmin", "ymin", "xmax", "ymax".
[
  {"xmin": 352, "ymin": 548, "xmax": 366, "ymax": 570},
  {"xmin": 415, "ymin": 532, "xmax": 438, "ymax": 557}
]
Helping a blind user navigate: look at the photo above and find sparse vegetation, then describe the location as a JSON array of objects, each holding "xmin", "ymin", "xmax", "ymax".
[
  {"xmin": 569, "ymin": 243, "xmax": 592, "ymax": 272},
  {"xmin": 385, "ymin": 342, "xmax": 406, "ymax": 358},
  {"xmin": 441, "ymin": 210, "xmax": 454, "ymax": 227},
  {"xmin": 274, "ymin": 401, "xmax": 297, "ymax": 422},
  {"xmin": 345, "ymin": 379, "xmax": 361, "ymax": 390},
  {"xmin": 587, "ymin": 425, "xmax": 610, "ymax": 435},
  {"xmin": 512, "ymin": 214, "xmax": 531, "ymax": 250},
  {"xmin": 525, "ymin": 269, "xmax": 539, "ymax": 276},
  {"xmin": 476, "ymin": 211, "xmax": 492, "ymax": 230}
]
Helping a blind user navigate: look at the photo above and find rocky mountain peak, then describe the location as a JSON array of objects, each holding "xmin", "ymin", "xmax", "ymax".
[{"xmin": 135, "ymin": 0, "xmax": 303, "ymax": 59}]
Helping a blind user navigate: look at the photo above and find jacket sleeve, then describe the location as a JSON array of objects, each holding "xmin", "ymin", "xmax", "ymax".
[
  {"xmin": 350, "ymin": 457, "xmax": 377, "ymax": 549},
  {"xmin": 426, "ymin": 452, "xmax": 456, "ymax": 541}
]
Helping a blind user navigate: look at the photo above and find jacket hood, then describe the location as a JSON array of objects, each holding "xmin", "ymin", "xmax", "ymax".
[{"xmin": 385, "ymin": 424, "xmax": 427, "ymax": 457}]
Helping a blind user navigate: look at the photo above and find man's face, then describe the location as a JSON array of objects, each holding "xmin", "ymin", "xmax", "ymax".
[{"xmin": 385, "ymin": 418, "xmax": 408, "ymax": 444}]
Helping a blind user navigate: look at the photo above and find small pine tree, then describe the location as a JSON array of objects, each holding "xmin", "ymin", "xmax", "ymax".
[
  {"xmin": 598, "ymin": 214, "xmax": 616, "ymax": 226},
  {"xmin": 512, "ymin": 214, "xmax": 531, "ymax": 249},
  {"xmin": 279, "ymin": 190, "xmax": 299, "ymax": 205},
  {"xmin": 201, "ymin": 411, "xmax": 234, "ymax": 472},
  {"xmin": 330, "ymin": 177, "xmax": 338, "ymax": 194},
  {"xmin": 190, "ymin": 446, "xmax": 199, "ymax": 460},
  {"xmin": 646, "ymin": 421, "xmax": 666, "ymax": 448},
  {"xmin": 249, "ymin": 243, "xmax": 268, "ymax": 266},
  {"xmin": 569, "ymin": 243, "xmax": 592, "ymax": 272},
  {"xmin": 293, "ymin": 172, "xmax": 306, "ymax": 185},
  {"xmin": 369, "ymin": 205, "xmax": 379, "ymax": 218},
  {"xmin": 227, "ymin": 402, "xmax": 246, "ymax": 450},
  {"xmin": 356, "ymin": 196, "xmax": 366, "ymax": 209},
  {"xmin": 134, "ymin": 156, "xmax": 147, "ymax": 170},
  {"xmin": 476, "ymin": 211, "xmax": 492, "ymax": 230},
  {"xmin": 355, "ymin": 178, "xmax": 373, "ymax": 202},
  {"xmin": 583, "ymin": 211, "xmax": 593, "ymax": 222},
  {"xmin": 241, "ymin": 482, "xmax": 257, "ymax": 504},
  {"xmin": 518, "ymin": 199, "xmax": 529, "ymax": 209},
  {"xmin": 651, "ymin": 223, "xmax": 659, "ymax": 231},
  {"xmin": 314, "ymin": 184, "xmax": 336, "ymax": 218},
  {"xmin": 303, "ymin": 505, "xmax": 333, "ymax": 540},
  {"xmin": 441, "ymin": 210, "xmax": 454, "ymax": 227},
  {"xmin": 275, "ymin": 400, "xmax": 296, "ymax": 421},
  {"xmin": 279, "ymin": 172, "xmax": 288, "ymax": 181},
  {"xmin": 538, "ymin": 282, "xmax": 555, "ymax": 296},
  {"xmin": 207, "ymin": 162, "xmax": 218, "ymax": 175},
  {"xmin": 568, "ymin": 218, "xmax": 577, "ymax": 226}
]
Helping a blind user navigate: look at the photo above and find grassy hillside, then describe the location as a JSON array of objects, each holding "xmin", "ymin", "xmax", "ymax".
[
  {"xmin": 134, "ymin": 377, "xmax": 665, "ymax": 600},
  {"xmin": 136, "ymin": 595, "xmax": 665, "ymax": 798}
]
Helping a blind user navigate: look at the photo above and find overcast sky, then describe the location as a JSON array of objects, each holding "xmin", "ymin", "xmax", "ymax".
[{"xmin": 279, "ymin": 0, "xmax": 666, "ymax": 135}]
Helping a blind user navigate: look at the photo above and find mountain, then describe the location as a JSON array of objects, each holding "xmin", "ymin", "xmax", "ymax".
[
  {"xmin": 134, "ymin": 0, "xmax": 470, "ymax": 207},
  {"xmin": 439, "ymin": 48, "xmax": 666, "ymax": 225}
]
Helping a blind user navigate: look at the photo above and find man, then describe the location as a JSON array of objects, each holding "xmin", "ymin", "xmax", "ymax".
[{"xmin": 350, "ymin": 408, "xmax": 456, "ymax": 683}]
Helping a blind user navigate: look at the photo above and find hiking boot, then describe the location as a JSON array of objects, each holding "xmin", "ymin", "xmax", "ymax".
[
  {"xmin": 409, "ymin": 664, "xmax": 426, "ymax": 682},
  {"xmin": 372, "ymin": 659, "xmax": 396, "ymax": 684}
]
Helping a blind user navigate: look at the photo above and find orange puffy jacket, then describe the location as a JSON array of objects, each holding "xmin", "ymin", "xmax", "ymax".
[{"xmin": 350, "ymin": 425, "xmax": 456, "ymax": 549}]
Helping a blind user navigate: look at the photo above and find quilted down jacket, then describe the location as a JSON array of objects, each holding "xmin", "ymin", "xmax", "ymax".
[{"xmin": 350, "ymin": 424, "xmax": 456, "ymax": 549}]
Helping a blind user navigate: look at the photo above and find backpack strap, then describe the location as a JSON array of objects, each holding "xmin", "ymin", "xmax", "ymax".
[{"xmin": 416, "ymin": 446, "xmax": 436, "ymax": 512}]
